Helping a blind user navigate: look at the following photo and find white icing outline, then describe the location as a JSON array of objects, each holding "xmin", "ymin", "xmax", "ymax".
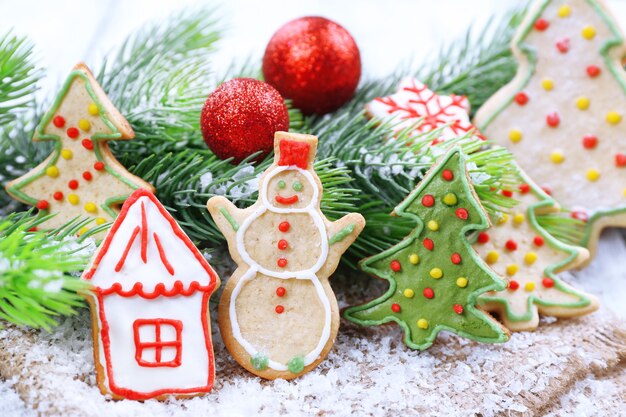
[{"xmin": 230, "ymin": 165, "xmax": 331, "ymax": 371}]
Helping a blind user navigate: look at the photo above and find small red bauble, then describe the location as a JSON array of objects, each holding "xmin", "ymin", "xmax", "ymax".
[
  {"xmin": 508, "ymin": 280, "xmax": 520, "ymax": 291},
  {"xmin": 514, "ymin": 92, "xmax": 529, "ymax": 105},
  {"xmin": 546, "ymin": 112, "xmax": 560, "ymax": 127},
  {"xmin": 583, "ymin": 135, "xmax": 598, "ymax": 149},
  {"xmin": 451, "ymin": 253, "xmax": 462, "ymax": 264},
  {"xmin": 442, "ymin": 170, "xmax": 454, "ymax": 181},
  {"xmin": 422, "ymin": 194, "xmax": 435, "ymax": 207},
  {"xmin": 615, "ymin": 153, "xmax": 626, "ymax": 167},
  {"xmin": 201, "ymin": 78, "xmax": 289, "ymax": 163},
  {"xmin": 423, "ymin": 288, "xmax": 434, "ymax": 299},
  {"xmin": 534, "ymin": 18, "xmax": 549, "ymax": 31},
  {"xmin": 542, "ymin": 278, "xmax": 555, "ymax": 288},
  {"xmin": 453, "ymin": 304, "xmax": 464, "ymax": 315},
  {"xmin": 391, "ymin": 303, "xmax": 401, "ymax": 313},
  {"xmin": 586, "ymin": 65, "xmax": 601, "ymax": 78},
  {"xmin": 390, "ymin": 260, "xmax": 401, "ymax": 272},
  {"xmin": 263, "ymin": 16, "xmax": 361, "ymax": 115},
  {"xmin": 519, "ymin": 183, "xmax": 531, "ymax": 194},
  {"xmin": 477, "ymin": 232, "xmax": 489, "ymax": 244}
]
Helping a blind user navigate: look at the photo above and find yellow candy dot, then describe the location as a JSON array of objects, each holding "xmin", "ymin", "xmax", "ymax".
[
  {"xmin": 486, "ymin": 251, "xmax": 499, "ymax": 264},
  {"xmin": 497, "ymin": 213, "xmax": 509, "ymax": 225},
  {"xmin": 456, "ymin": 277, "xmax": 468, "ymax": 288},
  {"xmin": 430, "ymin": 268, "xmax": 443, "ymax": 279},
  {"xmin": 525, "ymin": 252, "xmax": 538, "ymax": 265},
  {"xmin": 428, "ymin": 220, "xmax": 439, "ymax": 231},
  {"xmin": 541, "ymin": 78, "xmax": 554, "ymax": 91},
  {"xmin": 88, "ymin": 103, "xmax": 99, "ymax": 116},
  {"xmin": 513, "ymin": 213, "xmax": 525, "ymax": 224},
  {"xmin": 68, "ymin": 194, "xmax": 79, "ymax": 205},
  {"xmin": 443, "ymin": 193, "xmax": 458, "ymax": 206},
  {"xmin": 623, "ymin": 189, "xmax": 626, "ymax": 197},
  {"xmin": 576, "ymin": 97, "xmax": 590, "ymax": 110},
  {"xmin": 509, "ymin": 129, "xmax": 523, "ymax": 143},
  {"xmin": 78, "ymin": 226, "xmax": 89, "ymax": 236},
  {"xmin": 557, "ymin": 5, "xmax": 571, "ymax": 17},
  {"xmin": 95, "ymin": 217, "xmax": 107, "ymax": 225},
  {"xmin": 506, "ymin": 264, "xmax": 519, "ymax": 276},
  {"xmin": 409, "ymin": 253, "xmax": 420, "ymax": 265},
  {"xmin": 586, "ymin": 169, "xmax": 600, "ymax": 182},
  {"xmin": 78, "ymin": 119, "xmax": 91, "ymax": 131},
  {"xmin": 45, "ymin": 165, "xmax": 59, "ymax": 178},
  {"xmin": 582, "ymin": 25, "xmax": 596, "ymax": 40},
  {"xmin": 84, "ymin": 202, "xmax": 98, "ymax": 213},
  {"xmin": 403, "ymin": 289, "xmax": 415, "ymax": 299},
  {"xmin": 417, "ymin": 319, "xmax": 429, "ymax": 329},
  {"xmin": 607, "ymin": 111, "xmax": 622, "ymax": 125},
  {"xmin": 60, "ymin": 149, "xmax": 73, "ymax": 160},
  {"xmin": 525, "ymin": 282, "xmax": 536, "ymax": 292},
  {"xmin": 550, "ymin": 151, "xmax": 565, "ymax": 164}
]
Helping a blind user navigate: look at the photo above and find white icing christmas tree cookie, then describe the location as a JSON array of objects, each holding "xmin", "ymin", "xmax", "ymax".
[{"xmin": 207, "ymin": 132, "xmax": 365, "ymax": 380}]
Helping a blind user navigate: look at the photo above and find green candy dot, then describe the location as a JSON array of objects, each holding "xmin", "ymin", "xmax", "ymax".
[
  {"xmin": 250, "ymin": 353, "xmax": 269, "ymax": 371},
  {"xmin": 292, "ymin": 181, "xmax": 303, "ymax": 191},
  {"xmin": 287, "ymin": 356, "xmax": 305, "ymax": 374},
  {"xmin": 278, "ymin": 180, "xmax": 286, "ymax": 189}
]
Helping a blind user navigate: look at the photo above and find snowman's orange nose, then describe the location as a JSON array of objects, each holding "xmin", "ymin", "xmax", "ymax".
[{"xmin": 275, "ymin": 195, "xmax": 299, "ymax": 205}]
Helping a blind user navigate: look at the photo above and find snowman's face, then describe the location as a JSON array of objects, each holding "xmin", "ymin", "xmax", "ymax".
[{"xmin": 266, "ymin": 169, "xmax": 315, "ymax": 209}]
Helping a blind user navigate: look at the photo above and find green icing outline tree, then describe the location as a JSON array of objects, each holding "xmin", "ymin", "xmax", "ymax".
[{"xmin": 344, "ymin": 148, "xmax": 509, "ymax": 350}]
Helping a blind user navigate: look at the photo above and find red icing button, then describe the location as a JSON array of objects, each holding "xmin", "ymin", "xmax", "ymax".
[
  {"xmin": 453, "ymin": 304, "xmax": 464, "ymax": 315},
  {"xmin": 615, "ymin": 153, "xmax": 626, "ymax": 167},
  {"xmin": 94, "ymin": 161, "xmax": 105, "ymax": 171},
  {"xmin": 423, "ymin": 238, "xmax": 434, "ymax": 251},
  {"xmin": 67, "ymin": 127, "xmax": 79, "ymax": 138},
  {"xmin": 546, "ymin": 112, "xmax": 560, "ymax": 127},
  {"xmin": 533, "ymin": 236, "xmax": 545, "ymax": 247},
  {"xmin": 508, "ymin": 280, "xmax": 520, "ymax": 291},
  {"xmin": 82, "ymin": 171, "xmax": 93, "ymax": 181},
  {"xmin": 542, "ymin": 277, "xmax": 555, "ymax": 288},
  {"xmin": 519, "ymin": 183, "xmax": 530, "ymax": 194},
  {"xmin": 36, "ymin": 200, "xmax": 49, "ymax": 210},
  {"xmin": 53, "ymin": 116, "xmax": 65, "ymax": 128},
  {"xmin": 583, "ymin": 135, "xmax": 598, "ymax": 149},
  {"xmin": 82, "ymin": 138, "xmax": 94, "ymax": 150},
  {"xmin": 275, "ymin": 305, "xmax": 285, "ymax": 314},
  {"xmin": 53, "ymin": 191, "xmax": 63, "ymax": 201},
  {"xmin": 556, "ymin": 38, "xmax": 570, "ymax": 53},
  {"xmin": 422, "ymin": 194, "xmax": 435, "ymax": 207},
  {"xmin": 278, "ymin": 239, "xmax": 288, "ymax": 250},
  {"xmin": 514, "ymin": 92, "xmax": 529, "ymax": 106},
  {"xmin": 477, "ymin": 232, "xmax": 490, "ymax": 244},
  {"xmin": 390, "ymin": 260, "xmax": 401, "ymax": 272},
  {"xmin": 68, "ymin": 180, "xmax": 79, "ymax": 190},
  {"xmin": 502, "ymin": 190, "xmax": 513, "ymax": 198},
  {"xmin": 277, "ymin": 258, "xmax": 287, "ymax": 268},
  {"xmin": 586, "ymin": 65, "xmax": 601, "ymax": 78},
  {"xmin": 534, "ymin": 18, "xmax": 549, "ymax": 31},
  {"xmin": 278, "ymin": 221, "xmax": 290, "ymax": 232},
  {"xmin": 391, "ymin": 303, "xmax": 401, "ymax": 313},
  {"xmin": 442, "ymin": 169, "xmax": 454, "ymax": 181},
  {"xmin": 423, "ymin": 288, "xmax": 435, "ymax": 299},
  {"xmin": 505, "ymin": 240, "xmax": 518, "ymax": 251},
  {"xmin": 276, "ymin": 287, "xmax": 286, "ymax": 297},
  {"xmin": 455, "ymin": 208, "xmax": 469, "ymax": 220},
  {"xmin": 451, "ymin": 253, "xmax": 462, "ymax": 264}
]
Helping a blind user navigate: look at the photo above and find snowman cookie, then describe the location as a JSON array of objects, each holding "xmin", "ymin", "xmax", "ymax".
[{"xmin": 207, "ymin": 132, "xmax": 365, "ymax": 380}]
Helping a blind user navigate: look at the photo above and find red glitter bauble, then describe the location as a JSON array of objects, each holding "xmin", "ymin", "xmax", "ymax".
[
  {"xmin": 200, "ymin": 78, "xmax": 289, "ymax": 163},
  {"xmin": 263, "ymin": 16, "xmax": 361, "ymax": 115}
]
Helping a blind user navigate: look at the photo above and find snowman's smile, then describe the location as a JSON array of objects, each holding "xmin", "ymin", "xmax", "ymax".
[{"xmin": 275, "ymin": 195, "xmax": 299, "ymax": 205}]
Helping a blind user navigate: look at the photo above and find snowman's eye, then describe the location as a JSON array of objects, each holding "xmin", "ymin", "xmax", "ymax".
[
  {"xmin": 278, "ymin": 180, "xmax": 286, "ymax": 189},
  {"xmin": 292, "ymin": 181, "xmax": 303, "ymax": 191}
]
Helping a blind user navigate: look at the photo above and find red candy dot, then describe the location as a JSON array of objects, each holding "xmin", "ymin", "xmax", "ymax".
[
  {"xmin": 423, "ymin": 288, "xmax": 435, "ymax": 299},
  {"xmin": 82, "ymin": 171, "xmax": 93, "ymax": 181},
  {"xmin": 53, "ymin": 116, "xmax": 65, "ymax": 128},
  {"xmin": 556, "ymin": 38, "xmax": 570, "ymax": 53},
  {"xmin": 615, "ymin": 153, "xmax": 626, "ymax": 167},
  {"xmin": 542, "ymin": 277, "xmax": 555, "ymax": 288},
  {"xmin": 583, "ymin": 135, "xmax": 598, "ymax": 149},
  {"xmin": 477, "ymin": 232, "xmax": 490, "ymax": 244},
  {"xmin": 423, "ymin": 238, "xmax": 434, "ymax": 251},
  {"xmin": 82, "ymin": 138, "xmax": 94, "ymax": 150},
  {"xmin": 571, "ymin": 211, "xmax": 589, "ymax": 222},
  {"xmin": 442, "ymin": 170, "xmax": 454, "ymax": 181},
  {"xmin": 275, "ymin": 305, "xmax": 284, "ymax": 314},
  {"xmin": 53, "ymin": 191, "xmax": 63, "ymax": 201},
  {"xmin": 455, "ymin": 208, "xmax": 469, "ymax": 220},
  {"xmin": 534, "ymin": 18, "xmax": 549, "ymax": 31},
  {"xmin": 514, "ymin": 92, "xmax": 529, "ymax": 106},
  {"xmin": 542, "ymin": 186, "xmax": 552, "ymax": 196},
  {"xmin": 276, "ymin": 287, "xmax": 286, "ymax": 297},
  {"xmin": 533, "ymin": 236, "xmax": 545, "ymax": 247},
  {"xmin": 391, "ymin": 303, "xmax": 401, "ymax": 313},
  {"xmin": 68, "ymin": 180, "xmax": 79, "ymax": 190},
  {"xmin": 94, "ymin": 161, "xmax": 105, "ymax": 171},
  {"xmin": 277, "ymin": 239, "xmax": 288, "ymax": 250},
  {"xmin": 508, "ymin": 280, "xmax": 520, "ymax": 291},
  {"xmin": 36, "ymin": 200, "xmax": 49, "ymax": 210},
  {"xmin": 278, "ymin": 221, "xmax": 290, "ymax": 232},
  {"xmin": 586, "ymin": 65, "xmax": 601, "ymax": 78},
  {"xmin": 451, "ymin": 253, "xmax": 462, "ymax": 264},
  {"xmin": 519, "ymin": 183, "xmax": 531, "ymax": 194},
  {"xmin": 390, "ymin": 260, "xmax": 402, "ymax": 272},
  {"xmin": 453, "ymin": 304, "xmax": 464, "ymax": 315},
  {"xmin": 502, "ymin": 190, "xmax": 513, "ymax": 198},
  {"xmin": 546, "ymin": 112, "xmax": 560, "ymax": 127},
  {"xmin": 67, "ymin": 127, "xmax": 79, "ymax": 139},
  {"xmin": 277, "ymin": 258, "xmax": 287, "ymax": 268},
  {"xmin": 422, "ymin": 194, "xmax": 435, "ymax": 207},
  {"xmin": 505, "ymin": 240, "xmax": 518, "ymax": 251}
]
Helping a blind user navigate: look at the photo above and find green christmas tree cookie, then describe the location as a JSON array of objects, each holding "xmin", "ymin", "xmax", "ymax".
[{"xmin": 344, "ymin": 148, "xmax": 510, "ymax": 350}]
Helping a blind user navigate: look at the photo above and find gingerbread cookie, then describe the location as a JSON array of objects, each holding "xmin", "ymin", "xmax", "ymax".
[
  {"xmin": 475, "ymin": 168, "xmax": 599, "ymax": 331},
  {"xmin": 81, "ymin": 188, "xmax": 220, "ymax": 400},
  {"xmin": 6, "ymin": 62, "xmax": 153, "ymax": 234},
  {"xmin": 474, "ymin": 0, "xmax": 626, "ymax": 260},
  {"xmin": 365, "ymin": 77, "xmax": 484, "ymax": 142},
  {"xmin": 208, "ymin": 132, "xmax": 364, "ymax": 379},
  {"xmin": 344, "ymin": 148, "xmax": 509, "ymax": 350}
]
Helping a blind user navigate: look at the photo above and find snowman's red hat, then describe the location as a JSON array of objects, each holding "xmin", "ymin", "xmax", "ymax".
[{"xmin": 275, "ymin": 131, "xmax": 318, "ymax": 170}]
